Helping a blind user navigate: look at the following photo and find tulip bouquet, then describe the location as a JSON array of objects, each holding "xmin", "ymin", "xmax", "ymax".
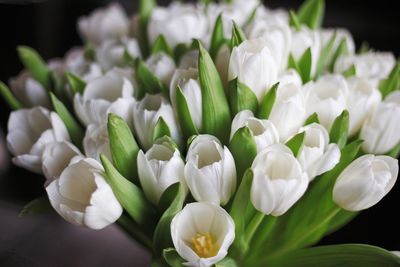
[{"xmin": 1, "ymin": 0, "xmax": 400, "ymax": 266}]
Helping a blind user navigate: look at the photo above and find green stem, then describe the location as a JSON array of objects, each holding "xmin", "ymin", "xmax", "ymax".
[
  {"xmin": 244, "ymin": 211, "xmax": 265, "ymax": 246},
  {"xmin": 117, "ymin": 213, "xmax": 153, "ymax": 251},
  {"xmin": 251, "ymin": 216, "xmax": 278, "ymax": 250}
]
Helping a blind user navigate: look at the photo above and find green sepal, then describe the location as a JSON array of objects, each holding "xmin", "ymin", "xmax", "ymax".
[
  {"xmin": 342, "ymin": 64, "xmax": 357, "ymax": 78},
  {"xmin": 329, "ymin": 110, "xmax": 349, "ymax": 149},
  {"xmin": 210, "ymin": 14, "xmax": 226, "ymax": 60},
  {"xmin": 228, "ymin": 78, "xmax": 258, "ymax": 116},
  {"xmin": 175, "ymin": 86, "xmax": 199, "ymax": 139},
  {"xmin": 66, "ymin": 72, "xmax": 86, "ymax": 95},
  {"xmin": 152, "ymin": 35, "xmax": 174, "ymax": 57},
  {"xmin": 230, "ymin": 22, "xmax": 246, "ymax": 49},
  {"xmin": 258, "ymin": 82, "xmax": 279, "ymax": 119},
  {"xmin": 0, "ymin": 81, "xmax": 23, "ymax": 110},
  {"xmin": 304, "ymin": 112, "xmax": 320, "ymax": 125},
  {"xmin": 153, "ymin": 117, "xmax": 172, "ymax": 142},
  {"xmin": 136, "ymin": 59, "xmax": 169, "ymax": 95},
  {"xmin": 18, "ymin": 195, "xmax": 52, "ymax": 218},
  {"xmin": 379, "ymin": 60, "xmax": 400, "ymax": 98},
  {"xmin": 297, "ymin": 0, "xmax": 325, "ymax": 29},
  {"xmin": 285, "ymin": 132, "xmax": 305, "ymax": 157}
]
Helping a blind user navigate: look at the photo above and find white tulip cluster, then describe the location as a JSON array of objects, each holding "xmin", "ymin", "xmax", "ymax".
[{"xmin": 1, "ymin": 0, "xmax": 399, "ymax": 266}]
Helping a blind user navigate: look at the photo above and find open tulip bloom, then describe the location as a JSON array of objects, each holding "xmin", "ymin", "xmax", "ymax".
[{"xmin": 2, "ymin": 0, "xmax": 400, "ymax": 266}]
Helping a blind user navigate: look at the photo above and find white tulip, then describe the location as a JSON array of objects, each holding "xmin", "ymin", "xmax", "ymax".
[
  {"xmin": 230, "ymin": 110, "xmax": 279, "ymax": 153},
  {"xmin": 319, "ymin": 28, "xmax": 355, "ymax": 63},
  {"xmin": 334, "ymin": 52, "xmax": 396, "ymax": 87},
  {"xmin": 78, "ymin": 3, "xmax": 130, "ymax": 45},
  {"xmin": 132, "ymin": 94, "xmax": 181, "ymax": 150},
  {"xmin": 171, "ymin": 202, "xmax": 235, "ymax": 267},
  {"xmin": 46, "ymin": 158, "xmax": 123, "ymax": 229},
  {"xmin": 83, "ymin": 123, "xmax": 111, "ymax": 162},
  {"xmin": 333, "ymin": 154, "xmax": 398, "ymax": 211},
  {"xmin": 250, "ymin": 6, "xmax": 289, "ymax": 27},
  {"xmin": 137, "ymin": 141, "xmax": 185, "ymax": 205},
  {"xmin": 7, "ymin": 107, "xmax": 70, "ymax": 173},
  {"xmin": 360, "ymin": 91, "xmax": 400, "ymax": 154},
  {"xmin": 290, "ymin": 27, "xmax": 321, "ymax": 77},
  {"xmin": 185, "ymin": 135, "xmax": 236, "ymax": 205},
  {"xmin": 304, "ymin": 74, "xmax": 349, "ymax": 131},
  {"xmin": 297, "ymin": 123, "xmax": 341, "ymax": 181},
  {"xmin": 74, "ymin": 68, "xmax": 135, "ymax": 126},
  {"xmin": 64, "ymin": 47, "xmax": 102, "ymax": 83},
  {"xmin": 229, "ymin": 38, "xmax": 278, "ymax": 101},
  {"xmin": 179, "ymin": 50, "xmax": 199, "ymax": 69},
  {"xmin": 9, "ymin": 70, "xmax": 51, "ymax": 108},
  {"xmin": 277, "ymin": 69, "xmax": 302, "ymax": 87},
  {"xmin": 145, "ymin": 53, "xmax": 176, "ymax": 86},
  {"xmin": 96, "ymin": 38, "xmax": 141, "ymax": 71},
  {"xmin": 42, "ymin": 141, "xmax": 83, "ymax": 184},
  {"xmin": 269, "ymin": 83, "xmax": 306, "ymax": 142},
  {"xmin": 170, "ymin": 68, "xmax": 202, "ymax": 130},
  {"xmin": 346, "ymin": 77, "xmax": 382, "ymax": 136},
  {"xmin": 148, "ymin": 3, "xmax": 208, "ymax": 48},
  {"xmin": 392, "ymin": 251, "xmax": 400, "ymax": 258},
  {"xmin": 251, "ymin": 144, "xmax": 309, "ymax": 216}
]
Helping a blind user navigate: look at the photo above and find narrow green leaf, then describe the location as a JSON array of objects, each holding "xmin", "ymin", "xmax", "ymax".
[
  {"xmin": 387, "ymin": 142, "xmax": 400, "ymax": 158},
  {"xmin": 358, "ymin": 41, "xmax": 370, "ymax": 54},
  {"xmin": 315, "ymin": 32, "xmax": 336, "ymax": 78},
  {"xmin": 174, "ymin": 44, "xmax": 191, "ymax": 65},
  {"xmin": 18, "ymin": 196, "xmax": 52, "ymax": 218},
  {"xmin": 17, "ymin": 46, "xmax": 50, "ymax": 89},
  {"xmin": 136, "ymin": 59, "xmax": 168, "ymax": 94},
  {"xmin": 329, "ymin": 110, "xmax": 349, "ymax": 149},
  {"xmin": 163, "ymin": 248, "xmax": 185, "ymax": 267},
  {"xmin": 0, "ymin": 81, "xmax": 23, "ymax": 110},
  {"xmin": 138, "ymin": 0, "xmax": 156, "ymax": 57},
  {"xmin": 258, "ymin": 82, "xmax": 278, "ymax": 119},
  {"xmin": 289, "ymin": 10, "xmax": 301, "ymax": 31},
  {"xmin": 297, "ymin": 0, "xmax": 325, "ymax": 29},
  {"xmin": 379, "ymin": 61, "xmax": 400, "ymax": 98},
  {"xmin": 342, "ymin": 64, "xmax": 357, "ymax": 78},
  {"xmin": 197, "ymin": 41, "xmax": 231, "ymax": 144},
  {"xmin": 50, "ymin": 93, "xmax": 84, "ymax": 149},
  {"xmin": 268, "ymin": 244, "xmax": 400, "ymax": 267},
  {"xmin": 153, "ymin": 117, "xmax": 172, "ymax": 142},
  {"xmin": 210, "ymin": 14, "xmax": 226, "ymax": 60},
  {"xmin": 229, "ymin": 127, "xmax": 257, "ymax": 180},
  {"xmin": 304, "ymin": 112, "xmax": 320, "ymax": 125},
  {"xmin": 157, "ymin": 182, "xmax": 180, "ymax": 213},
  {"xmin": 84, "ymin": 42, "xmax": 96, "ymax": 61},
  {"xmin": 288, "ymin": 53, "xmax": 299, "ymax": 70},
  {"xmin": 175, "ymin": 86, "xmax": 199, "ymax": 139},
  {"xmin": 154, "ymin": 182, "xmax": 187, "ymax": 256},
  {"xmin": 286, "ymin": 132, "xmax": 305, "ymax": 157},
  {"xmin": 108, "ymin": 113, "xmax": 140, "ymax": 183},
  {"xmin": 228, "ymin": 78, "xmax": 258, "ymax": 116},
  {"xmin": 100, "ymin": 155, "xmax": 155, "ymax": 228},
  {"xmin": 230, "ymin": 22, "xmax": 246, "ymax": 49},
  {"xmin": 326, "ymin": 210, "xmax": 358, "ymax": 235},
  {"xmin": 66, "ymin": 72, "xmax": 86, "ymax": 95},
  {"xmin": 152, "ymin": 35, "xmax": 173, "ymax": 57},
  {"xmin": 298, "ymin": 48, "xmax": 313, "ymax": 83},
  {"xmin": 216, "ymin": 257, "xmax": 238, "ymax": 267},
  {"xmin": 329, "ymin": 37, "xmax": 349, "ymax": 72}
]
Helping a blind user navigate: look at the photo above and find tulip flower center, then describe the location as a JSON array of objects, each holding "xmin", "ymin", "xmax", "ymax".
[{"xmin": 191, "ymin": 233, "xmax": 219, "ymax": 258}]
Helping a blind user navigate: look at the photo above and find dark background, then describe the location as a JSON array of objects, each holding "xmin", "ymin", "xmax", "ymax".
[{"xmin": 0, "ymin": 0, "xmax": 399, "ymax": 266}]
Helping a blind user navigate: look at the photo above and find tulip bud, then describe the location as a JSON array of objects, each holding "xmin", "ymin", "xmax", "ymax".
[
  {"xmin": 333, "ymin": 154, "xmax": 398, "ymax": 211},
  {"xmin": 83, "ymin": 123, "xmax": 112, "ymax": 162},
  {"xmin": 228, "ymin": 38, "xmax": 278, "ymax": 102},
  {"xmin": 230, "ymin": 110, "xmax": 279, "ymax": 153},
  {"xmin": 132, "ymin": 94, "xmax": 181, "ymax": 150},
  {"xmin": 137, "ymin": 141, "xmax": 185, "ymax": 205},
  {"xmin": 251, "ymin": 144, "xmax": 309, "ymax": 216},
  {"xmin": 7, "ymin": 107, "xmax": 70, "ymax": 173},
  {"xmin": 145, "ymin": 53, "xmax": 176, "ymax": 86},
  {"xmin": 74, "ymin": 68, "xmax": 135, "ymax": 126},
  {"xmin": 64, "ymin": 47, "xmax": 102, "ymax": 83},
  {"xmin": 46, "ymin": 158, "xmax": 123, "ymax": 229},
  {"xmin": 297, "ymin": 123, "xmax": 341, "ymax": 181},
  {"xmin": 184, "ymin": 135, "xmax": 236, "ymax": 205},
  {"xmin": 171, "ymin": 202, "xmax": 235, "ymax": 267},
  {"xmin": 360, "ymin": 91, "xmax": 400, "ymax": 154},
  {"xmin": 304, "ymin": 74, "xmax": 349, "ymax": 131}
]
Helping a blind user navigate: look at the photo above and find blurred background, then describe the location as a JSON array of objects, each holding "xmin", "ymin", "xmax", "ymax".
[{"xmin": 0, "ymin": 0, "xmax": 399, "ymax": 266}]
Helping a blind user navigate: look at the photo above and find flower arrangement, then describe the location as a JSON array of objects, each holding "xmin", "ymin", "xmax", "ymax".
[{"xmin": 1, "ymin": 0, "xmax": 400, "ymax": 266}]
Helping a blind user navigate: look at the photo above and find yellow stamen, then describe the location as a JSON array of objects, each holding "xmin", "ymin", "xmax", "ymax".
[{"xmin": 192, "ymin": 233, "xmax": 219, "ymax": 258}]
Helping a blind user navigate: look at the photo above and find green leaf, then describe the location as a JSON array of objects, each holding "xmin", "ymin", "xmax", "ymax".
[
  {"xmin": 379, "ymin": 61, "xmax": 400, "ymax": 98},
  {"xmin": 18, "ymin": 196, "xmax": 52, "ymax": 217},
  {"xmin": 358, "ymin": 41, "xmax": 370, "ymax": 54},
  {"xmin": 329, "ymin": 37, "xmax": 349, "ymax": 72},
  {"xmin": 325, "ymin": 210, "xmax": 358, "ymax": 235},
  {"xmin": 163, "ymin": 248, "xmax": 185, "ymax": 267},
  {"xmin": 258, "ymin": 83, "xmax": 278, "ymax": 119},
  {"xmin": 289, "ymin": 10, "xmax": 301, "ymax": 31},
  {"xmin": 197, "ymin": 41, "xmax": 231, "ymax": 144},
  {"xmin": 174, "ymin": 43, "xmax": 191, "ymax": 65},
  {"xmin": 157, "ymin": 182, "xmax": 180, "ymax": 213},
  {"xmin": 175, "ymin": 86, "xmax": 199, "ymax": 139},
  {"xmin": 100, "ymin": 155, "xmax": 155, "ymax": 229},
  {"xmin": 0, "ymin": 81, "xmax": 23, "ymax": 110},
  {"xmin": 297, "ymin": 0, "xmax": 325, "ymax": 29},
  {"xmin": 210, "ymin": 14, "xmax": 226, "ymax": 60},
  {"xmin": 153, "ymin": 182, "xmax": 187, "ymax": 256},
  {"xmin": 342, "ymin": 64, "xmax": 357, "ymax": 78},
  {"xmin": 215, "ymin": 257, "xmax": 238, "ymax": 267},
  {"xmin": 315, "ymin": 32, "xmax": 336, "ymax": 78},
  {"xmin": 329, "ymin": 110, "xmax": 349, "ymax": 149},
  {"xmin": 228, "ymin": 78, "xmax": 258, "ymax": 116},
  {"xmin": 298, "ymin": 48, "xmax": 313, "ymax": 83},
  {"xmin": 153, "ymin": 117, "xmax": 172, "ymax": 142},
  {"xmin": 285, "ymin": 132, "xmax": 305, "ymax": 157},
  {"xmin": 50, "ymin": 93, "xmax": 84, "ymax": 149},
  {"xmin": 66, "ymin": 72, "xmax": 86, "ymax": 95},
  {"xmin": 84, "ymin": 43, "xmax": 96, "ymax": 61},
  {"xmin": 268, "ymin": 244, "xmax": 400, "ymax": 267},
  {"xmin": 152, "ymin": 35, "xmax": 173, "ymax": 57},
  {"xmin": 136, "ymin": 59, "xmax": 169, "ymax": 94},
  {"xmin": 107, "ymin": 113, "xmax": 140, "ymax": 184},
  {"xmin": 230, "ymin": 22, "xmax": 246, "ymax": 49},
  {"xmin": 17, "ymin": 46, "xmax": 50, "ymax": 89},
  {"xmin": 304, "ymin": 112, "xmax": 320, "ymax": 125},
  {"xmin": 387, "ymin": 142, "xmax": 400, "ymax": 158},
  {"xmin": 138, "ymin": 0, "xmax": 156, "ymax": 57},
  {"xmin": 229, "ymin": 127, "xmax": 257, "ymax": 180}
]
